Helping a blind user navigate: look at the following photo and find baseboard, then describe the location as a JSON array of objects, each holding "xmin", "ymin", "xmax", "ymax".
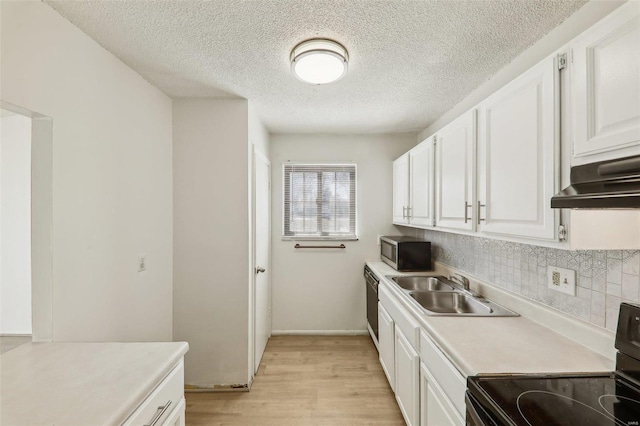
[
  {"xmin": 271, "ymin": 330, "xmax": 368, "ymax": 336},
  {"xmin": 184, "ymin": 383, "xmax": 249, "ymax": 393}
]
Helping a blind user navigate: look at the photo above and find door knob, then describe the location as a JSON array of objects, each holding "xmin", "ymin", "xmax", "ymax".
[{"xmin": 255, "ymin": 267, "xmax": 266, "ymax": 274}]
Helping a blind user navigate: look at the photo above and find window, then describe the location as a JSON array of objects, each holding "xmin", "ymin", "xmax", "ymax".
[{"xmin": 283, "ymin": 163, "xmax": 357, "ymax": 240}]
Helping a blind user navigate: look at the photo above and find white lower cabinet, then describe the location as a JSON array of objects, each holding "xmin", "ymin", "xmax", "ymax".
[
  {"xmin": 420, "ymin": 362, "xmax": 464, "ymax": 426},
  {"xmin": 395, "ymin": 327, "xmax": 420, "ymax": 426},
  {"xmin": 379, "ymin": 302, "xmax": 396, "ymax": 391},
  {"xmin": 379, "ymin": 283, "xmax": 466, "ymax": 426},
  {"xmin": 123, "ymin": 360, "xmax": 186, "ymax": 426}
]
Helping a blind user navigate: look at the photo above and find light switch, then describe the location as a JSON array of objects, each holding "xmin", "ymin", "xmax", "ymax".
[{"xmin": 138, "ymin": 254, "xmax": 147, "ymax": 272}]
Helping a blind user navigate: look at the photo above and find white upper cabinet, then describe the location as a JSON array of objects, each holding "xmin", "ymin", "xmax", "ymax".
[
  {"xmin": 409, "ymin": 138, "xmax": 435, "ymax": 227},
  {"xmin": 571, "ymin": 1, "xmax": 640, "ymax": 158},
  {"xmin": 477, "ymin": 56, "xmax": 558, "ymax": 240},
  {"xmin": 435, "ymin": 110, "xmax": 476, "ymax": 231},
  {"xmin": 393, "ymin": 140, "xmax": 435, "ymax": 228},
  {"xmin": 393, "ymin": 153, "xmax": 410, "ymax": 225}
]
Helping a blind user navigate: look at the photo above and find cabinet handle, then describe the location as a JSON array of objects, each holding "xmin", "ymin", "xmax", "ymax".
[
  {"xmin": 464, "ymin": 202, "xmax": 471, "ymax": 224},
  {"xmin": 144, "ymin": 400, "xmax": 172, "ymax": 426},
  {"xmin": 407, "ymin": 206, "xmax": 412, "ymax": 218},
  {"xmin": 477, "ymin": 201, "xmax": 486, "ymax": 224}
]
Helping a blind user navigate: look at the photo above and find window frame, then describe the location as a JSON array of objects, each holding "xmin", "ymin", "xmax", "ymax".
[{"xmin": 282, "ymin": 163, "xmax": 358, "ymax": 241}]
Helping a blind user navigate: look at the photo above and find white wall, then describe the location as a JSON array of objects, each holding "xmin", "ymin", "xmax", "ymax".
[
  {"xmin": 270, "ymin": 133, "xmax": 416, "ymax": 332},
  {"xmin": 418, "ymin": 0, "xmax": 627, "ymax": 141},
  {"xmin": 173, "ymin": 98, "xmax": 251, "ymax": 387},
  {"xmin": 0, "ymin": 113, "xmax": 32, "ymax": 335},
  {"xmin": 0, "ymin": 2, "xmax": 173, "ymax": 341}
]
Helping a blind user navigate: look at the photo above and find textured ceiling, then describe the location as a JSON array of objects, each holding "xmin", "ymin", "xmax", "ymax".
[{"xmin": 45, "ymin": 0, "xmax": 587, "ymax": 134}]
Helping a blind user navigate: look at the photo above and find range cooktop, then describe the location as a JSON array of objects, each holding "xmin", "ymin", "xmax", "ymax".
[
  {"xmin": 468, "ymin": 373, "xmax": 640, "ymax": 425},
  {"xmin": 466, "ymin": 303, "xmax": 640, "ymax": 426}
]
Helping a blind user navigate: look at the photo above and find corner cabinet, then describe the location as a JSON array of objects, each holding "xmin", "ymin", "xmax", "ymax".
[
  {"xmin": 393, "ymin": 138, "xmax": 435, "ymax": 228},
  {"xmin": 435, "ymin": 110, "xmax": 476, "ymax": 231},
  {"xmin": 570, "ymin": 0, "xmax": 640, "ymax": 159},
  {"xmin": 476, "ymin": 55, "xmax": 559, "ymax": 241}
]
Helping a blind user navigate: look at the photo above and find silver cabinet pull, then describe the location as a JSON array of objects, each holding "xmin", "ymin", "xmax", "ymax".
[
  {"xmin": 144, "ymin": 400, "xmax": 172, "ymax": 426},
  {"xmin": 407, "ymin": 206, "xmax": 412, "ymax": 218},
  {"xmin": 477, "ymin": 201, "xmax": 486, "ymax": 224},
  {"xmin": 255, "ymin": 267, "xmax": 266, "ymax": 274},
  {"xmin": 464, "ymin": 202, "xmax": 471, "ymax": 223},
  {"xmin": 402, "ymin": 206, "xmax": 407, "ymax": 219}
]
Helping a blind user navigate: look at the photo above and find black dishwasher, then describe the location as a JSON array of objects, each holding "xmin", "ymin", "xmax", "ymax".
[{"xmin": 364, "ymin": 265, "xmax": 379, "ymax": 349}]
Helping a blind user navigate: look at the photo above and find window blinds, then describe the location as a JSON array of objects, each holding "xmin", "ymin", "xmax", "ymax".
[{"xmin": 283, "ymin": 164, "xmax": 357, "ymax": 239}]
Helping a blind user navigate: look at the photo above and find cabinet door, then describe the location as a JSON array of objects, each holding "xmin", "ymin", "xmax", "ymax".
[
  {"xmin": 378, "ymin": 302, "xmax": 395, "ymax": 391},
  {"xmin": 435, "ymin": 110, "xmax": 476, "ymax": 231},
  {"xmin": 409, "ymin": 138, "xmax": 435, "ymax": 227},
  {"xmin": 571, "ymin": 1, "xmax": 640, "ymax": 158},
  {"xmin": 420, "ymin": 363, "xmax": 464, "ymax": 426},
  {"xmin": 477, "ymin": 56, "xmax": 558, "ymax": 240},
  {"xmin": 393, "ymin": 153, "xmax": 410, "ymax": 225},
  {"xmin": 395, "ymin": 327, "xmax": 420, "ymax": 426}
]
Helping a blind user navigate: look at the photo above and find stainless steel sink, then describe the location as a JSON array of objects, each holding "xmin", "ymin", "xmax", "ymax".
[
  {"xmin": 409, "ymin": 291, "xmax": 492, "ymax": 315},
  {"xmin": 391, "ymin": 276, "xmax": 455, "ymax": 292}
]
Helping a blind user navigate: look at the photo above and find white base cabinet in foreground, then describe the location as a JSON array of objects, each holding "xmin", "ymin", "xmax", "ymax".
[{"xmin": 123, "ymin": 360, "xmax": 186, "ymax": 426}]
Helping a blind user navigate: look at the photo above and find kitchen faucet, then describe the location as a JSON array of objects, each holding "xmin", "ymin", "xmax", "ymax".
[{"xmin": 448, "ymin": 273, "xmax": 470, "ymax": 291}]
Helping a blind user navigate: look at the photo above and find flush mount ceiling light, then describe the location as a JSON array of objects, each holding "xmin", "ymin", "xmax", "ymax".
[{"xmin": 290, "ymin": 39, "xmax": 349, "ymax": 85}]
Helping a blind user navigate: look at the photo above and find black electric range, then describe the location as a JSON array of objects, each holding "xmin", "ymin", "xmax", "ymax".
[{"xmin": 466, "ymin": 302, "xmax": 640, "ymax": 426}]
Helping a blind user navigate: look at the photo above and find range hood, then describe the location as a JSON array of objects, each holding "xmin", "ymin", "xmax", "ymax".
[{"xmin": 551, "ymin": 155, "xmax": 640, "ymax": 209}]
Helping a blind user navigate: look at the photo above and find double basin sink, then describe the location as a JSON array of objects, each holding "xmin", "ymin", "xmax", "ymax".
[{"xmin": 388, "ymin": 276, "xmax": 518, "ymax": 317}]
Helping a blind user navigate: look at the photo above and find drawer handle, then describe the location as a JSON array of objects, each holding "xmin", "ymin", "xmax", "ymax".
[{"xmin": 144, "ymin": 400, "xmax": 172, "ymax": 426}]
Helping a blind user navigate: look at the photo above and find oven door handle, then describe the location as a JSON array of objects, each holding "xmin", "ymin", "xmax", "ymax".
[{"xmin": 465, "ymin": 392, "xmax": 487, "ymax": 426}]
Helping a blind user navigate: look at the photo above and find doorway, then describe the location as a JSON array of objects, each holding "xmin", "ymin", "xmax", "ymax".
[
  {"xmin": 1, "ymin": 109, "xmax": 32, "ymax": 347},
  {"xmin": 253, "ymin": 147, "xmax": 271, "ymax": 374},
  {"xmin": 0, "ymin": 101, "xmax": 53, "ymax": 345}
]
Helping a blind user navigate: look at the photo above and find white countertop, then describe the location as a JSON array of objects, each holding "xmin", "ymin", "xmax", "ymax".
[
  {"xmin": 367, "ymin": 260, "xmax": 614, "ymax": 376},
  {"xmin": 0, "ymin": 341, "xmax": 189, "ymax": 426}
]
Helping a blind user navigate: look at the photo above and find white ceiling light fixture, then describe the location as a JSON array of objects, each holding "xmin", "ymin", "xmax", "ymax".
[{"xmin": 290, "ymin": 38, "xmax": 349, "ymax": 85}]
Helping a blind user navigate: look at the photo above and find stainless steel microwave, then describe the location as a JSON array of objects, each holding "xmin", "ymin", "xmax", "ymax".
[{"xmin": 380, "ymin": 236, "xmax": 432, "ymax": 271}]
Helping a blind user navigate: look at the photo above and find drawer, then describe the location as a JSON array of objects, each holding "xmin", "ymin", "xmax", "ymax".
[
  {"xmin": 419, "ymin": 331, "xmax": 466, "ymax": 417},
  {"xmin": 123, "ymin": 360, "xmax": 184, "ymax": 426},
  {"xmin": 162, "ymin": 397, "xmax": 185, "ymax": 426},
  {"xmin": 379, "ymin": 284, "xmax": 420, "ymax": 349}
]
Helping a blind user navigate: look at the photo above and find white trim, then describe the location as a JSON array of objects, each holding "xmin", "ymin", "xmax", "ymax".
[{"xmin": 272, "ymin": 330, "xmax": 368, "ymax": 336}]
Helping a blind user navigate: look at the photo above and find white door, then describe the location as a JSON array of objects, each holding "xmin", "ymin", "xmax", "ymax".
[
  {"xmin": 395, "ymin": 327, "xmax": 420, "ymax": 426},
  {"xmin": 477, "ymin": 56, "xmax": 558, "ymax": 240},
  {"xmin": 571, "ymin": 1, "xmax": 640, "ymax": 158},
  {"xmin": 254, "ymin": 149, "xmax": 271, "ymax": 373},
  {"xmin": 393, "ymin": 154, "xmax": 410, "ymax": 225},
  {"xmin": 435, "ymin": 110, "xmax": 476, "ymax": 231},
  {"xmin": 409, "ymin": 138, "xmax": 435, "ymax": 228}
]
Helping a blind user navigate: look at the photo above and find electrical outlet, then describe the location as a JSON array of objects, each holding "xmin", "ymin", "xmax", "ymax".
[
  {"xmin": 138, "ymin": 254, "xmax": 147, "ymax": 272},
  {"xmin": 547, "ymin": 266, "xmax": 576, "ymax": 296}
]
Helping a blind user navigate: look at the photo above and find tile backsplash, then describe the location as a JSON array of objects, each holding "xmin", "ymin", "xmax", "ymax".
[{"xmin": 412, "ymin": 229, "xmax": 640, "ymax": 331}]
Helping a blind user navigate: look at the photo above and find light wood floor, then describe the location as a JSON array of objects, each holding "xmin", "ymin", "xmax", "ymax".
[{"xmin": 185, "ymin": 335, "xmax": 405, "ymax": 425}]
